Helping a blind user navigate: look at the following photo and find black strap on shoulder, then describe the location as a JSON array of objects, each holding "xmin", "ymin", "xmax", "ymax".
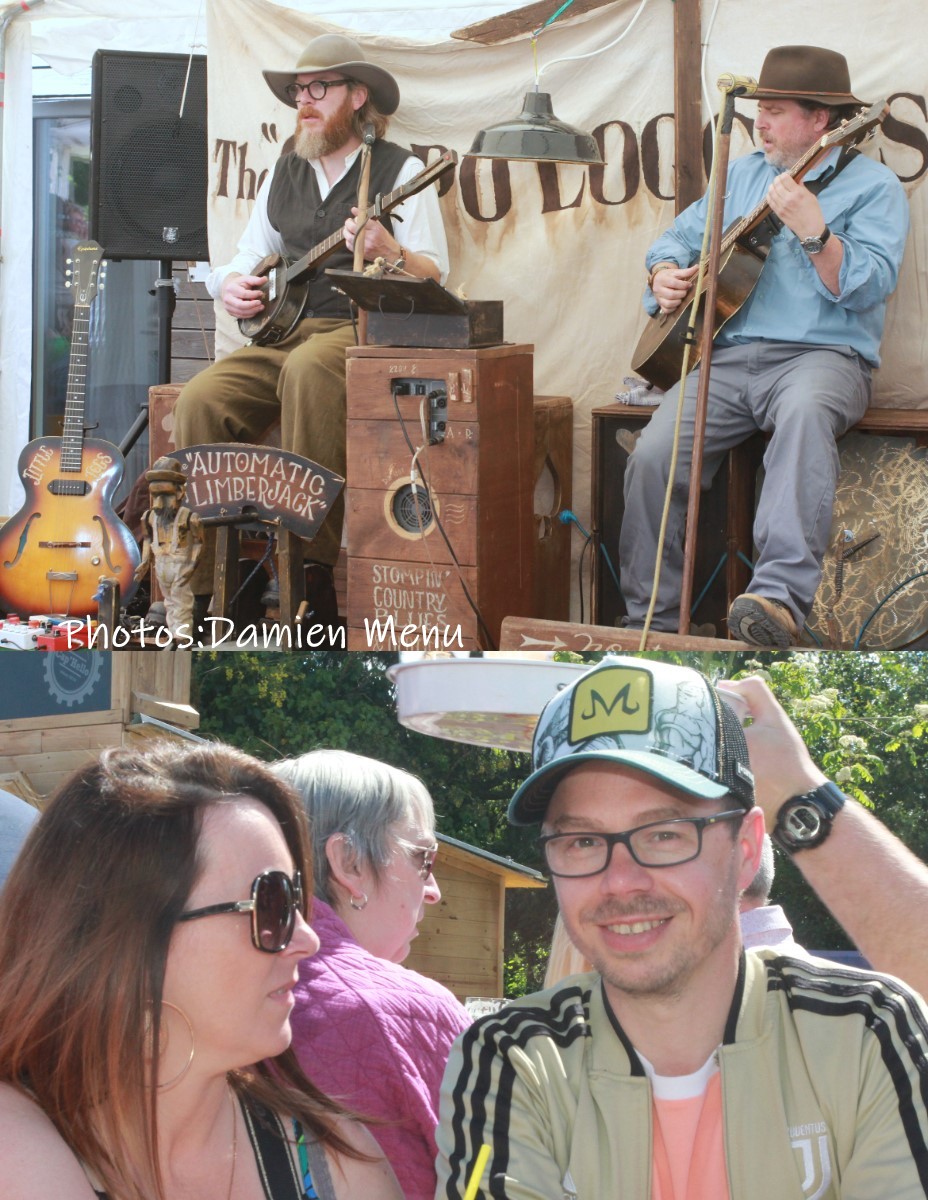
[
  {"xmin": 763, "ymin": 145, "xmax": 860, "ymax": 238},
  {"xmin": 242, "ymin": 1098, "xmax": 305, "ymax": 1200}
]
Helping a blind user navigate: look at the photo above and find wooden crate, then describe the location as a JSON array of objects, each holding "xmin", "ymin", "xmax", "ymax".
[{"xmin": 345, "ymin": 344, "xmax": 535, "ymax": 650}]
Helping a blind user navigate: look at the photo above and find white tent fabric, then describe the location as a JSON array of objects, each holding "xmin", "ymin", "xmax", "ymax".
[{"xmin": 6, "ymin": 0, "xmax": 928, "ymax": 621}]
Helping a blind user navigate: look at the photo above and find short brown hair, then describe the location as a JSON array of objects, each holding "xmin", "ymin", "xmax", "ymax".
[{"xmin": 0, "ymin": 740, "xmax": 359, "ymax": 1200}]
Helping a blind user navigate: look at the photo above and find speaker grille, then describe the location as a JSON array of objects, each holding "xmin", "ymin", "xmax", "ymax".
[{"xmin": 91, "ymin": 52, "xmax": 208, "ymax": 261}]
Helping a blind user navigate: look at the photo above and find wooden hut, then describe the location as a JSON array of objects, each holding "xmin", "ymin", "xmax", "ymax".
[{"xmin": 407, "ymin": 835, "xmax": 546, "ymax": 1004}]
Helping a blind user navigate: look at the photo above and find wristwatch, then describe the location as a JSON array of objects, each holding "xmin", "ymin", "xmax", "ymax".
[
  {"xmin": 773, "ymin": 781, "xmax": 847, "ymax": 853},
  {"xmin": 799, "ymin": 227, "xmax": 831, "ymax": 255}
]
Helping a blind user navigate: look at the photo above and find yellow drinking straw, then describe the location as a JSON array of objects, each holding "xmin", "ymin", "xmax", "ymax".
[{"xmin": 463, "ymin": 1144, "xmax": 492, "ymax": 1200}]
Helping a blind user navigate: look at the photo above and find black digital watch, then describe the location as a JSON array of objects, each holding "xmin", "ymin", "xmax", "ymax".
[{"xmin": 772, "ymin": 781, "xmax": 847, "ymax": 854}]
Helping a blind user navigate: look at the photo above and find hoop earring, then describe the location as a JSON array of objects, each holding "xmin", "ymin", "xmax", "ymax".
[
  {"xmin": 157, "ymin": 1001, "xmax": 195, "ymax": 1090},
  {"xmin": 349, "ymin": 892, "xmax": 368, "ymax": 911}
]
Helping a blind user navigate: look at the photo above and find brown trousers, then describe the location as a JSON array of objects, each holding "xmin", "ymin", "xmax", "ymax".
[{"xmin": 173, "ymin": 317, "xmax": 357, "ymax": 592}]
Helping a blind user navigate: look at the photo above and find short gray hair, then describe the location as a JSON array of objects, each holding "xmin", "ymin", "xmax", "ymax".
[
  {"xmin": 271, "ymin": 749, "xmax": 435, "ymax": 905},
  {"xmin": 742, "ymin": 833, "xmax": 776, "ymax": 904}
]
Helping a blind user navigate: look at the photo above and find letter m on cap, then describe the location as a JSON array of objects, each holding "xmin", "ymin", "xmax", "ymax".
[{"xmin": 569, "ymin": 666, "xmax": 652, "ymax": 743}]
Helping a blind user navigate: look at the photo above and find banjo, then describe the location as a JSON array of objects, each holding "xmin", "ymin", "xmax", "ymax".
[{"xmin": 239, "ymin": 149, "xmax": 458, "ymax": 346}]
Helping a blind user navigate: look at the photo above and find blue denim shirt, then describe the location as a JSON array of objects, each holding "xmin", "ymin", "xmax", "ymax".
[{"xmin": 644, "ymin": 148, "xmax": 909, "ymax": 366}]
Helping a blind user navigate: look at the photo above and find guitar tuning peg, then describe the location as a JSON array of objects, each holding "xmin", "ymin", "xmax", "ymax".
[{"xmin": 65, "ymin": 257, "xmax": 72, "ymax": 265}]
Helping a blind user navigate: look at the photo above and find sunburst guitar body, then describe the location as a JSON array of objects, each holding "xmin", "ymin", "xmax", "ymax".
[{"xmin": 0, "ymin": 241, "xmax": 140, "ymax": 618}]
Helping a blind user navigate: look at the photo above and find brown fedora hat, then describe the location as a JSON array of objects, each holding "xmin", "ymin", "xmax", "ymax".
[
  {"xmin": 750, "ymin": 45, "xmax": 866, "ymax": 106},
  {"xmin": 263, "ymin": 33, "xmax": 399, "ymax": 115}
]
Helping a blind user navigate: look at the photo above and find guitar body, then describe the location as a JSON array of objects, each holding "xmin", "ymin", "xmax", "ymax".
[
  {"xmin": 0, "ymin": 436, "xmax": 141, "ymax": 617},
  {"xmin": 238, "ymin": 254, "xmax": 309, "ymax": 345},
  {"xmin": 631, "ymin": 242, "xmax": 768, "ymax": 392}
]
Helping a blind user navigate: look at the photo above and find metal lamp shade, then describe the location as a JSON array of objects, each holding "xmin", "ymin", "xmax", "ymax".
[{"xmin": 467, "ymin": 90, "xmax": 603, "ymax": 165}]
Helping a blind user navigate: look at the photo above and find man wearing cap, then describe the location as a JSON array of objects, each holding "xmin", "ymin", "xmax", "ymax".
[
  {"xmin": 173, "ymin": 34, "xmax": 449, "ymax": 616},
  {"xmin": 619, "ymin": 46, "xmax": 909, "ymax": 648},
  {"xmin": 436, "ymin": 657, "xmax": 928, "ymax": 1199}
]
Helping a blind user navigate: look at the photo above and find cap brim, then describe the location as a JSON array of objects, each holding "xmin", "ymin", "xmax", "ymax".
[{"xmin": 508, "ymin": 748, "xmax": 731, "ymax": 826}]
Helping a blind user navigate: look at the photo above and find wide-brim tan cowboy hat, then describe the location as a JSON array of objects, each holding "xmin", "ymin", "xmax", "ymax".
[
  {"xmin": 749, "ymin": 45, "xmax": 866, "ymax": 106},
  {"xmin": 263, "ymin": 33, "xmax": 400, "ymax": 115}
]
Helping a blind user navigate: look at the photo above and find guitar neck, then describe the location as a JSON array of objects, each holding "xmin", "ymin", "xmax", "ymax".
[
  {"xmin": 722, "ymin": 140, "xmax": 832, "ymax": 254},
  {"xmin": 61, "ymin": 302, "xmax": 91, "ymax": 473}
]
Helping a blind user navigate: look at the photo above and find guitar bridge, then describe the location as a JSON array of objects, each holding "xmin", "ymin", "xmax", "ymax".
[{"xmin": 39, "ymin": 541, "xmax": 91, "ymax": 549}]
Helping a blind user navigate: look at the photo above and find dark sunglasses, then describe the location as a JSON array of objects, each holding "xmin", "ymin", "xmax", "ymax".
[{"xmin": 178, "ymin": 870, "xmax": 304, "ymax": 953}]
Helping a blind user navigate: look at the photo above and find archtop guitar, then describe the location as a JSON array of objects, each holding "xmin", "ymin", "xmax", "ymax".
[
  {"xmin": 238, "ymin": 149, "xmax": 458, "ymax": 346},
  {"xmin": 631, "ymin": 101, "xmax": 888, "ymax": 392},
  {"xmin": 0, "ymin": 240, "xmax": 141, "ymax": 617}
]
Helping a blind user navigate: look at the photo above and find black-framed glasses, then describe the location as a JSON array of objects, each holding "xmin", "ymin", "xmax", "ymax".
[
  {"xmin": 178, "ymin": 870, "xmax": 304, "ymax": 953},
  {"xmin": 396, "ymin": 838, "xmax": 439, "ymax": 879},
  {"xmin": 285, "ymin": 78, "xmax": 350, "ymax": 102},
  {"xmin": 539, "ymin": 810, "xmax": 747, "ymax": 878}
]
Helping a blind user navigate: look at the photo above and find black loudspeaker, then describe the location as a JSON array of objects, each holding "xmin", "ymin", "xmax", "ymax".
[{"xmin": 90, "ymin": 51, "xmax": 208, "ymax": 261}]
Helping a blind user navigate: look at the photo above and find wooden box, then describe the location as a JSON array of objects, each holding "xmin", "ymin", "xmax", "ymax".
[
  {"xmin": 366, "ymin": 302, "xmax": 504, "ymax": 349},
  {"xmin": 345, "ymin": 344, "xmax": 534, "ymax": 649}
]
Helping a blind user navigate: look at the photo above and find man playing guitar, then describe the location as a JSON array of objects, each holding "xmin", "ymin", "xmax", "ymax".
[
  {"xmin": 173, "ymin": 33, "xmax": 448, "ymax": 616},
  {"xmin": 620, "ymin": 45, "xmax": 908, "ymax": 647}
]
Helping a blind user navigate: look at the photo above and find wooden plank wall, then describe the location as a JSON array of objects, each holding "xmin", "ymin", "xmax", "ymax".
[
  {"xmin": 406, "ymin": 855, "xmax": 504, "ymax": 1001},
  {"xmin": 172, "ymin": 264, "xmax": 215, "ymax": 385},
  {"xmin": 0, "ymin": 654, "xmax": 196, "ymax": 802}
]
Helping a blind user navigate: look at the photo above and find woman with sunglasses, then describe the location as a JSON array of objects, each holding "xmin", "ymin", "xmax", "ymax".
[
  {"xmin": 272, "ymin": 750, "xmax": 471, "ymax": 1200},
  {"xmin": 0, "ymin": 741, "xmax": 403, "ymax": 1200}
]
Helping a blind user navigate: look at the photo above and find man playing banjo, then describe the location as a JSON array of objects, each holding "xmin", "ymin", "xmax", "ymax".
[
  {"xmin": 173, "ymin": 33, "xmax": 448, "ymax": 617},
  {"xmin": 620, "ymin": 46, "xmax": 908, "ymax": 648}
]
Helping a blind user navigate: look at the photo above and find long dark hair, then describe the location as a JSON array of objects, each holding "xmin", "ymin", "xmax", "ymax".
[{"xmin": 0, "ymin": 739, "xmax": 359, "ymax": 1200}]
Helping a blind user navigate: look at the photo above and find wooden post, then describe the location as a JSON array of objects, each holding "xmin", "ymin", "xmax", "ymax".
[
  {"xmin": 353, "ymin": 139, "xmax": 373, "ymax": 346},
  {"xmin": 673, "ymin": 0, "xmax": 703, "ymax": 213},
  {"xmin": 678, "ymin": 91, "xmax": 738, "ymax": 635}
]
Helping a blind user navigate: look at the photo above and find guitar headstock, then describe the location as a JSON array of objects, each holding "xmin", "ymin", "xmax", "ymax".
[
  {"xmin": 65, "ymin": 240, "xmax": 106, "ymax": 306},
  {"xmin": 823, "ymin": 99, "xmax": 889, "ymax": 151}
]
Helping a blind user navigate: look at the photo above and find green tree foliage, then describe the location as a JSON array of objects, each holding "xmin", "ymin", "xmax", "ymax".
[{"xmin": 191, "ymin": 651, "xmax": 928, "ymax": 989}]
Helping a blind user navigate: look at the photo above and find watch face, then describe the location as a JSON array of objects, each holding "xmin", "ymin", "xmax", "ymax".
[
  {"xmin": 781, "ymin": 802, "xmax": 825, "ymax": 844},
  {"xmin": 801, "ymin": 237, "xmax": 824, "ymax": 254}
]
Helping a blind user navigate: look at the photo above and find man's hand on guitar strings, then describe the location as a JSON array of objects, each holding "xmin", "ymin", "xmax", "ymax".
[
  {"xmin": 765, "ymin": 173, "xmax": 825, "ymax": 241},
  {"xmin": 345, "ymin": 206, "xmax": 401, "ymax": 264},
  {"xmin": 652, "ymin": 264, "xmax": 698, "ymax": 314},
  {"xmin": 221, "ymin": 273, "xmax": 267, "ymax": 319}
]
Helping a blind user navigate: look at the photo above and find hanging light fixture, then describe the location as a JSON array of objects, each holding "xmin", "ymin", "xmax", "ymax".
[
  {"xmin": 468, "ymin": 86, "xmax": 603, "ymax": 165},
  {"xmin": 465, "ymin": 0, "xmax": 651, "ymax": 166}
]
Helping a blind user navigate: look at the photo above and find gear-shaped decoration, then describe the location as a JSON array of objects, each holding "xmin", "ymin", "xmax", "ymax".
[
  {"xmin": 808, "ymin": 433, "xmax": 928, "ymax": 649},
  {"xmin": 43, "ymin": 651, "xmax": 105, "ymax": 708}
]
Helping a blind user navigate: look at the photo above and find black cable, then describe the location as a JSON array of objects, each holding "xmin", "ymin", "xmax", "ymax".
[{"xmin": 390, "ymin": 387, "xmax": 497, "ymax": 649}]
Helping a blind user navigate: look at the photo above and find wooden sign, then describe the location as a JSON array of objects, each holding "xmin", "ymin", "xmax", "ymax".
[{"xmin": 174, "ymin": 444, "xmax": 344, "ymax": 540}]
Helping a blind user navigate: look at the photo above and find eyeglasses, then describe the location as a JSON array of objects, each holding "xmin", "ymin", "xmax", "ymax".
[
  {"xmin": 285, "ymin": 79, "xmax": 350, "ymax": 102},
  {"xmin": 396, "ymin": 839, "xmax": 439, "ymax": 879},
  {"xmin": 539, "ymin": 811, "xmax": 746, "ymax": 878},
  {"xmin": 178, "ymin": 870, "xmax": 304, "ymax": 953}
]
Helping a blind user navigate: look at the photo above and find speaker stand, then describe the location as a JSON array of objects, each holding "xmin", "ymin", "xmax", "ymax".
[{"xmin": 118, "ymin": 259, "xmax": 176, "ymax": 457}]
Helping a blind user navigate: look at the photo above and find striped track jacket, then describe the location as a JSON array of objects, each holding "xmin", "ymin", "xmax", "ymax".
[{"xmin": 436, "ymin": 949, "xmax": 928, "ymax": 1199}]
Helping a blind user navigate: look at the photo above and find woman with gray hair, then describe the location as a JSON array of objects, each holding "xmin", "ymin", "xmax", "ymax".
[{"xmin": 272, "ymin": 750, "xmax": 470, "ymax": 1200}]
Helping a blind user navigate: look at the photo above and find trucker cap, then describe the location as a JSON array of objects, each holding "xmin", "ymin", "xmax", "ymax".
[{"xmin": 508, "ymin": 657, "xmax": 755, "ymax": 825}]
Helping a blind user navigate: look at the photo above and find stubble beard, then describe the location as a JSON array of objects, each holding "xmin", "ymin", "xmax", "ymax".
[
  {"xmin": 294, "ymin": 96, "xmax": 356, "ymax": 161},
  {"xmin": 566, "ymin": 863, "xmax": 741, "ymax": 1000}
]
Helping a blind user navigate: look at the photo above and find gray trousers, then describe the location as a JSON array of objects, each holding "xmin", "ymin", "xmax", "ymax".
[{"xmin": 619, "ymin": 342, "xmax": 871, "ymax": 630}]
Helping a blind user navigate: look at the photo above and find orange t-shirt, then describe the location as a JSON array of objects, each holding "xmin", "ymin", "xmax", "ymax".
[{"xmin": 640, "ymin": 1052, "xmax": 730, "ymax": 1200}]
